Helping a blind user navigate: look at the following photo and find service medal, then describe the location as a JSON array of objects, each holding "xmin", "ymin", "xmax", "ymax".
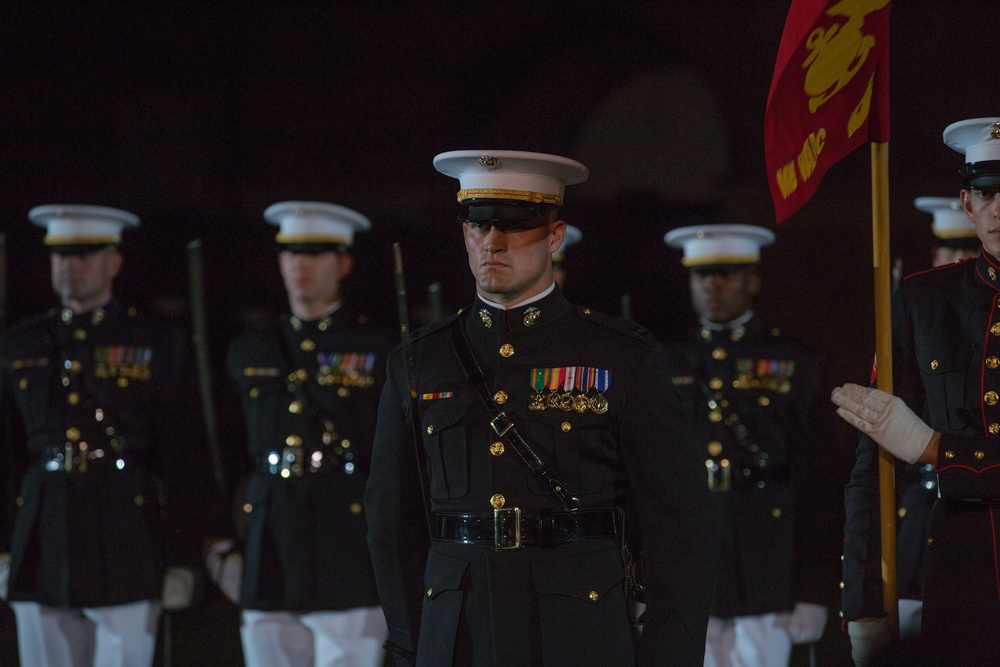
[
  {"xmin": 589, "ymin": 394, "xmax": 609, "ymax": 414},
  {"xmin": 559, "ymin": 392, "xmax": 574, "ymax": 411},
  {"xmin": 573, "ymin": 394, "xmax": 589, "ymax": 413},
  {"xmin": 529, "ymin": 393, "xmax": 546, "ymax": 411}
]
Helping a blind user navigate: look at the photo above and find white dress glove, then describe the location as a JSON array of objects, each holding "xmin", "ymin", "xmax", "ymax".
[
  {"xmin": 204, "ymin": 539, "xmax": 243, "ymax": 605},
  {"xmin": 787, "ymin": 602, "xmax": 828, "ymax": 644},
  {"xmin": 0, "ymin": 553, "xmax": 11, "ymax": 601},
  {"xmin": 831, "ymin": 383, "xmax": 934, "ymax": 464},
  {"xmin": 847, "ymin": 618, "xmax": 891, "ymax": 667},
  {"xmin": 161, "ymin": 566, "xmax": 196, "ymax": 611}
]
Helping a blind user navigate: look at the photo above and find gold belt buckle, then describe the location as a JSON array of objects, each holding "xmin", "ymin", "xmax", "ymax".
[{"xmin": 494, "ymin": 507, "xmax": 522, "ymax": 550}]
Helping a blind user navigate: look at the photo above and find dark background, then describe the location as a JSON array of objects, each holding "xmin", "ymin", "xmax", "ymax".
[{"xmin": 0, "ymin": 2, "xmax": 993, "ymax": 665}]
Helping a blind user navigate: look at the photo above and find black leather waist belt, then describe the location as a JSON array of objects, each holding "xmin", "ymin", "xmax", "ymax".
[{"xmin": 434, "ymin": 508, "xmax": 621, "ymax": 550}]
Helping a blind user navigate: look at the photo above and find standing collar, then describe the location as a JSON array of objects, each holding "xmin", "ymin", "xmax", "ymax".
[
  {"xmin": 471, "ymin": 286, "xmax": 571, "ymax": 333},
  {"xmin": 976, "ymin": 251, "xmax": 1000, "ymax": 291}
]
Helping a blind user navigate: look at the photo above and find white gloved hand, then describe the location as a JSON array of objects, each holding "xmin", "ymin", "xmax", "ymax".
[
  {"xmin": 0, "ymin": 553, "xmax": 11, "ymax": 601},
  {"xmin": 787, "ymin": 601, "xmax": 828, "ymax": 644},
  {"xmin": 831, "ymin": 383, "xmax": 934, "ymax": 464},
  {"xmin": 204, "ymin": 539, "xmax": 243, "ymax": 605},
  {"xmin": 847, "ymin": 618, "xmax": 891, "ymax": 667},
  {"xmin": 161, "ymin": 566, "xmax": 196, "ymax": 611}
]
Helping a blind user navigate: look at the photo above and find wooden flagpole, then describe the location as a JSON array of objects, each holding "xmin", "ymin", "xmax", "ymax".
[{"xmin": 871, "ymin": 140, "xmax": 899, "ymax": 637}]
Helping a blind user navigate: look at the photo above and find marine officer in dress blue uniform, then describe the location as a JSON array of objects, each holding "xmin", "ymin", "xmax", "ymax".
[
  {"xmin": 223, "ymin": 201, "xmax": 392, "ymax": 667},
  {"xmin": 836, "ymin": 117, "xmax": 1000, "ymax": 667},
  {"xmin": 854, "ymin": 196, "xmax": 983, "ymax": 651},
  {"xmin": 0, "ymin": 205, "xmax": 209, "ymax": 667},
  {"xmin": 365, "ymin": 150, "xmax": 719, "ymax": 667},
  {"xmin": 663, "ymin": 225, "xmax": 842, "ymax": 667}
]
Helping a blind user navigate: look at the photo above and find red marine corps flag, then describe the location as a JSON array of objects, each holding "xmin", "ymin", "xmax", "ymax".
[
  {"xmin": 765, "ymin": 0, "xmax": 890, "ymax": 223},
  {"xmin": 766, "ymin": 0, "xmax": 902, "ymax": 639}
]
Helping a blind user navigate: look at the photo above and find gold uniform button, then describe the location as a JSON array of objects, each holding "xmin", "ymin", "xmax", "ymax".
[
  {"xmin": 117, "ymin": 377, "xmax": 129, "ymax": 388},
  {"xmin": 71, "ymin": 361, "xmax": 83, "ymax": 373},
  {"xmin": 993, "ymin": 323, "xmax": 1000, "ymax": 336},
  {"xmin": 975, "ymin": 450, "xmax": 986, "ymax": 460},
  {"xmin": 927, "ymin": 537, "xmax": 934, "ymax": 546},
  {"xmin": 337, "ymin": 387, "xmax": 350, "ymax": 397},
  {"xmin": 944, "ymin": 451, "xmax": 955, "ymax": 459},
  {"xmin": 16, "ymin": 497, "xmax": 23, "ymax": 507},
  {"xmin": 490, "ymin": 442, "xmax": 505, "ymax": 456},
  {"xmin": 67, "ymin": 391, "xmax": 80, "ymax": 405},
  {"xmin": 134, "ymin": 494, "xmax": 144, "ymax": 506},
  {"xmin": 494, "ymin": 390, "xmax": 508, "ymax": 405},
  {"xmin": 839, "ymin": 581, "xmax": 845, "ymax": 589},
  {"xmin": 18, "ymin": 378, "xmax": 28, "ymax": 390},
  {"xmin": 989, "ymin": 356, "xmax": 1000, "ymax": 370},
  {"xmin": 709, "ymin": 411, "xmax": 722, "ymax": 423},
  {"xmin": 73, "ymin": 328, "xmax": 87, "ymax": 341},
  {"xmin": 490, "ymin": 494, "xmax": 505, "ymax": 508},
  {"xmin": 583, "ymin": 308, "xmax": 591, "ymax": 315},
  {"xmin": 285, "ymin": 435, "xmax": 302, "ymax": 447},
  {"xmin": 758, "ymin": 396, "xmax": 770, "ymax": 407},
  {"xmin": 243, "ymin": 503, "xmax": 253, "ymax": 513},
  {"xmin": 561, "ymin": 422, "xmax": 571, "ymax": 432},
  {"xmin": 709, "ymin": 378, "xmax": 723, "ymax": 390},
  {"xmin": 249, "ymin": 387, "xmax": 260, "ymax": 399},
  {"xmin": 588, "ymin": 591, "xmax": 599, "ymax": 602},
  {"xmin": 991, "ymin": 423, "xmax": 1000, "ymax": 435},
  {"xmin": 349, "ymin": 502, "xmax": 362, "ymax": 515},
  {"xmin": 499, "ymin": 343, "xmax": 514, "ymax": 358},
  {"xmin": 288, "ymin": 400, "xmax": 303, "ymax": 414},
  {"xmin": 707, "ymin": 441, "xmax": 722, "ymax": 456},
  {"xmin": 898, "ymin": 508, "xmax": 907, "ymax": 518},
  {"xmin": 296, "ymin": 369, "xmax": 308, "ymax": 382},
  {"xmin": 66, "ymin": 427, "xmax": 81, "ymax": 442},
  {"xmin": 426, "ymin": 425, "xmax": 435, "ymax": 435},
  {"xmin": 300, "ymin": 338, "xmax": 316, "ymax": 351},
  {"xmin": 930, "ymin": 359, "xmax": 939, "ymax": 370},
  {"xmin": 987, "ymin": 391, "xmax": 999, "ymax": 406},
  {"xmin": 712, "ymin": 347, "xmax": 727, "ymax": 361},
  {"xmin": 771, "ymin": 508, "xmax": 782, "ymax": 518},
  {"xmin": 426, "ymin": 588, "xmax": 433, "ymax": 597}
]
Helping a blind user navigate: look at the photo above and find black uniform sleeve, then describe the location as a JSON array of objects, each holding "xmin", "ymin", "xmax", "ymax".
[
  {"xmin": 619, "ymin": 344, "xmax": 720, "ymax": 667},
  {"xmin": 365, "ymin": 349, "xmax": 430, "ymax": 657}
]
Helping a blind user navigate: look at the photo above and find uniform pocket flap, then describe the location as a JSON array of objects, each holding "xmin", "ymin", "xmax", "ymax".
[
  {"xmin": 531, "ymin": 547, "xmax": 623, "ymax": 602},
  {"xmin": 421, "ymin": 398, "xmax": 473, "ymax": 433},
  {"xmin": 424, "ymin": 549, "xmax": 469, "ymax": 599},
  {"xmin": 916, "ymin": 342, "xmax": 974, "ymax": 375}
]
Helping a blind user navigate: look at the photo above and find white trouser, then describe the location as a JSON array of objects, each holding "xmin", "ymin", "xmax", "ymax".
[
  {"xmin": 11, "ymin": 599, "xmax": 160, "ymax": 667},
  {"xmin": 241, "ymin": 606, "xmax": 388, "ymax": 667},
  {"xmin": 898, "ymin": 598, "xmax": 922, "ymax": 639},
  {"xmin": 704, "ymin": 613, "xmax": 793, "ymax": 667}
]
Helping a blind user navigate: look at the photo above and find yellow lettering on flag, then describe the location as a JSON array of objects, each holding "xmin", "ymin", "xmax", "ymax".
[
  {"xmin": 776, "ymin": 162, "xmax": 799, "ymax": 199},
  {"xmin": 796, "ymin": 129, "xmax": 827, "ymax": 182}
]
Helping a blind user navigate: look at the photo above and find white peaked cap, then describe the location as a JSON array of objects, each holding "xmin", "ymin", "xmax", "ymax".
[
  {"xmin": 29, "ymin": 204, "xmax": 140, "ymax": 246},
  {"xmin": 264, "ymin": 200, "xmax": 371, "ymax": 247},
  {"xmin": 914, "ymin": 197, "xmax": 976, "ymax": 240},
  {"xmin": 433, "ymin": 150, "xmax": 589, "ymax": 206},
  {"xmin": 943, "ymin": 117, "xmax": 1000, "ymax": 164},
  {"xmin": 664, "ymin": 224, "xmax": 776, "ymax": 267}
]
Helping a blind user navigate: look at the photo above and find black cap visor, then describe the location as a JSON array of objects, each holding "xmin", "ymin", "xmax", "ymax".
[
  {"xmin": 689, "ymin": 263, "xmax": 756, "ymax": 277},
  {"xmin": 50, "ymin": 243, "xmax": 118, "ymax": 256},
  {"xmin": 279, "ymin": 242, "xmax": 347, "ymax": 255},
  {"xmin": 458, "ymin": 199, "xmax": 555, "ymax": 229},
  {"xmin": 961, "ymin": 161, "xmax": 1000, "ymax": 189}
]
